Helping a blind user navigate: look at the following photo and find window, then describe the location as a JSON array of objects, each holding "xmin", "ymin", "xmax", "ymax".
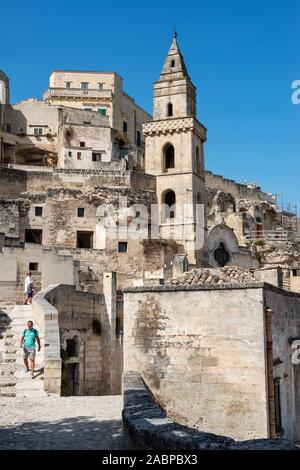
[
  {"xmin": 35, "ymin": 206, "xmax": 43, "ymax": 217},
  {"xmin": 164, "ymin": 143, "xmax": 175, "ymax": 170},
  {"xmin": 123, "ymin": 121, "xmax": 128, "ymax": 133},
  {"xmin": 136, "ymin": 130, "xmax": 141, "ymax": 146},
  {"xmin": 29, "ymin": 262, "xmax": 39, "ymax": 271},
  {"xmin": 77, "ymin": 208, "xmax": 85, "ymax": 217},
  {"xmin": 92, "ymin": 152, "xmax": 101, "ymax": 162},
  {"xmin": 274, "ymin": 378, "xmax": 282, "ymax": 434},
  {"xmin": 68, "ymin": 151, "xmax": 72, "ymax": 157},
  {"xmin": 81, "ymin": 82, "xmax": 89, "ymax": 89},
  {"xmin": 162, "ymin": 190, "xmax": 176, "ymax": 220},
  {"xmin": 83, "ymin": 121, "xmax": 91, "ymax": 125},
  {"xmin": 118, "ymin": 242, "xmax": 128, "ymax": 253},
  {"xmin": 80, "ymin": 141, "xmax": 85, "ymax": 147},
  {"xmin": 76, "ymin": 231, "xmax": 93, "ymax": 249},
  {"xmin": 25, "ymin": 229, "xmax": 42, "ymax": 244},
  {"xmin": 214, "ymin": 243, "xmax": 229, "ymax": 267},
  {"xmin": 34, "ymin": 128, "xmax": 43, "ymax": 136},
  {"xmin": 6, "ymin": 123, "xmax": 11, "ymax": 132},
  {"xmin": 84, "ymin": 108, "xmax": 92, "ymax": 112},
  {"xmin": 167, "ymin": 103, "xmax": 173, "ymax": 117},
  {"xmin": 98, "ymin": 108, "xmax": 107, "ymax": 116},
  {"xmin": 77, "ymin": 152, "xmax": 82, "ymax": 160},
  {"xmin": 65, "ymin": 82, "xmax": 71, "ymax": 88},
  {"xmin": 98, "ymin": 83, "xmax": 104, "ymax": 90},
  {"xmin": 170, "ymin": 59, "xmax": 175, "ymax": 68},
  {"xmin": 66, "ymin": 337, "xmax": 79, "ymax": 357}
]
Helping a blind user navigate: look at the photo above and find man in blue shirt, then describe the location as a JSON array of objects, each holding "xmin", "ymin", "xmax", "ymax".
[{"xmin": 20, "ymin": 320, "xmax": 41, "ymax": 378}]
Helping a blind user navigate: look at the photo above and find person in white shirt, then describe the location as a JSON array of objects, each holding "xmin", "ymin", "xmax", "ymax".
[{"xmin": 24, "ymin": 272, "xmax": 33, "ymax": 305}]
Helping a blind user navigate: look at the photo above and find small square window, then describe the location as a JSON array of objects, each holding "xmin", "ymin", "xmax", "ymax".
[
  {"xmin": 92, "ymin": 152, "xmax": 101, "ymax": 162},
  {"xmin": 65, "ymin": 82, "xmax": 71, "ymax": 88},
  {"xmin": 77, "ymin": 152, "xmax": 82, "ymax": 160},
  {"xmin": 98, "ymin": 108, "xmax": 107, "ymax": 116},
  {"xmin": 98, "ymin": 83, "xmax": 104, "ymax": 91},
  {"xmin": 78, "ymin": 208, "xmax": 85, "ymax": 217},
  {"xmin": 81, "ymin": 82, "xmax": 89, "ymax": 89},
  {"xmin": 34, "ymin": 128, "xmax": 43, "ymax": 136},
  {"xmin": 80, "ymin": 142, "xmax": 85, "ymax": 147},
  {"xmin": 118, "ymin": 242, "xmax": 128, "ymax": 253},
  {"xmin": 35, "ymin": 207, "xmax": 43, "ymax": 217},
  {"xmin": 29, "ymin": 262, "xmax": 39, "ymax": 271}
]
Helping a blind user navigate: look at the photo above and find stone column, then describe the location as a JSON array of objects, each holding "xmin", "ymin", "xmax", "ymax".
[
  {"xmin": 102, "ymin": 272, "xmax": 117, "ymax": 394},
  {"xmin": 265, "ymin": 307, "xmax": 276, "ymax": 438}
]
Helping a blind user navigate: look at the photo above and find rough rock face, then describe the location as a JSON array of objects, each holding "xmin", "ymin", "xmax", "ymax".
[{"xmin": 166, "ymin": 266, "xmax": 259, "ymax": 287}]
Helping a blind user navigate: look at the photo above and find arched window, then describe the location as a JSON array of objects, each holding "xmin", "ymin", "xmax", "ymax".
[
  {"xmin": 214, "ymin": 243, "xmax": 229, "ymax": 267},
  {"xmin": 163, "ymin": 190, "xmax": 176, "ymax": 220},
  {"xmin": 167, "ymin": 102, "xmax": 173, "ymax": 117},
  {"xmin": 163, "ymin": 143, "xmax": 175, "ymax": 171}
]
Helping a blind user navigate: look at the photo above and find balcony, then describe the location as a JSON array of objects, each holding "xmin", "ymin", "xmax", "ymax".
[{"xmin": 43, "ymin": 87, "xmax": 113, "ymax": 101}]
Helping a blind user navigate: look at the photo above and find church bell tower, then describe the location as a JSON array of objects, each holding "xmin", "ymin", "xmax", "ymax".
[{"xmin": 143, "ymin": 33, "xmax": 207, "ymax": 264}]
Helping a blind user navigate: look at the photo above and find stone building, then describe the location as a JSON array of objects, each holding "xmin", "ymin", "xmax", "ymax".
[
  {"xmin": 0, "ymin": 34, "xmax": 299, "ymax": 444},
  {"xmin": 44, "ymin": 70, "xmax": 151, "ymax": 146}
]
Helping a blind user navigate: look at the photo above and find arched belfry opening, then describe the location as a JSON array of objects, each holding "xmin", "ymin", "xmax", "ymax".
[
  {"xmin": 214, "ymin": 242, "xmax": 229, "ymax": 267},
  {"xmin": 163, "ymin": 143, "xmax": 175, "ymax": 171},
  {"xmin": 162, "ymin": 190, "xmax": 176, "ymax": 220},
  {"xmin": 167, "ymin": 102, "xmax": 173, "ymax": 117}
]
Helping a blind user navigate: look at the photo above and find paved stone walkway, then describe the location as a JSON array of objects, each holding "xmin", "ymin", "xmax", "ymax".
[
  {"xmin": 0, "ymin": 395, "xmax": 123, "ymax": 449},
  {"xmin": 1, "ymin": 303, "xmax": 123, "ymax": 450}
]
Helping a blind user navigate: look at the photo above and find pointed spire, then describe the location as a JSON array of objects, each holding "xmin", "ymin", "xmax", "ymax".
[{"xmin": 159, "ymin": 32, "xmax": 189, "ymax": 80}]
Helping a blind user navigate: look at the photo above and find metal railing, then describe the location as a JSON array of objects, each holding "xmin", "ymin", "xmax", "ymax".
[
  {"xmin": 244, "ymin": 230, "xmax": 300, "ymax": 242},
  {"xmin": 44, "ymin": 87, "xmax": 113, "ymax": 100}
]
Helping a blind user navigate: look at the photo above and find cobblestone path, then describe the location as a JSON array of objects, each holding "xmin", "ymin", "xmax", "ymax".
[{"xmin": 0, "ymin": 395, "xmax": 123, "ymax": 449}]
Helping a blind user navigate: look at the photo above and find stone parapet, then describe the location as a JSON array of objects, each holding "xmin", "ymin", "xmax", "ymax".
[
  {"xmin": 32, "ymin": 285, "xmax": 61, "ymax": 394},
  {"xmin": 122, "ymin": 373, "xmax": 298, "ymax": 450}
]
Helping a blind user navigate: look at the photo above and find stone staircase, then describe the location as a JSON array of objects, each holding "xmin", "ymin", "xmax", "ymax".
[{"xmin": 0, "ymin": 303, "xmax": 47, "ymax": 398}]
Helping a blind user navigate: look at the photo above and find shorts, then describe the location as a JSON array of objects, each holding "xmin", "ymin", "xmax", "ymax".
[{"xmin": 23, "ymin": 347, "xmax": 36, "ymax": 361}]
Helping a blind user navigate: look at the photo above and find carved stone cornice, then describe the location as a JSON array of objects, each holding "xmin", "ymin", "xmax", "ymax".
[{"xmin": 143, "ymin": 117, "xmax": 206, "ymax": 141}]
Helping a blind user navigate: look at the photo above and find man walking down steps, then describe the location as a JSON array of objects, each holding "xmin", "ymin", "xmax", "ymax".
[{"xmin": 20, "ymin": 320, "xmax": 41, "ymax": 378}]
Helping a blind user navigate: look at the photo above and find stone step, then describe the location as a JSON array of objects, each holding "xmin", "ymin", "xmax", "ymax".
[
  {"xmin": 0, "ymin": 377, "xmax": 17, "ymax": 386},
  {"xmin": 0, "ymin": 389, "xmax": 16, "ymax": 397}
]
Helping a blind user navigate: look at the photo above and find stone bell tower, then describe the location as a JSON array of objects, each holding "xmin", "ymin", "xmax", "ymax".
[{"xmin": 143, "ymin": 33, "xmax": 207, "ymax": 264}]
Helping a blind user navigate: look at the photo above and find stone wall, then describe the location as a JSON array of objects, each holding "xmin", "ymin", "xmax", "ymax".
[
  {"xmin": 32, "ymin": 285, "xmax": 62, "ymax": 394},
  {"xmin": 43, "ymin": 281, "xmax": 122, "ymax": 395},
  {"xmin": 124, "ymin": 282, "xmax": 300, "ymax": 442},
  {"xmin": 123, "ymin": 284, "xmax": 269, "ymax": 440},
  {"xmin": 264, "ymin": 284, "xmax": 300, "ymax": 442}
]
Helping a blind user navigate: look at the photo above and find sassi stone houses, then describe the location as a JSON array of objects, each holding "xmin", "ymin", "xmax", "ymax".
[{"xmin": 0, "ymin": 35, "xmax": 300, "ymax": 444}]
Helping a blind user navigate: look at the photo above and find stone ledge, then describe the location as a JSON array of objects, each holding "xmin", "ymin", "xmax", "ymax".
[{"xmin": 122, "ymin": 373, "xmax": 298, "ymax": 450}]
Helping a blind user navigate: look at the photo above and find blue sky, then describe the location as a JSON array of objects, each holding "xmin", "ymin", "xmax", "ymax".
[{"xmin": 1, "ymin": 0, "xmax": 299, "ymax": 208}]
